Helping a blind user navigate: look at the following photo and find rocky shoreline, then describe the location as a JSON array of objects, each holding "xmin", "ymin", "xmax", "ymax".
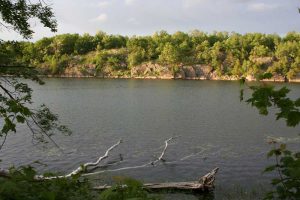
[{"xmin": 40, "ymin": 62, "xmax": 300, "ymax": 83}]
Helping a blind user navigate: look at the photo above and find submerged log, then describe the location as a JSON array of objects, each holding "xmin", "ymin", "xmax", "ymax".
[{"xmin": 94, "ymin": 167, "xmax": 219, "ymax": 192}]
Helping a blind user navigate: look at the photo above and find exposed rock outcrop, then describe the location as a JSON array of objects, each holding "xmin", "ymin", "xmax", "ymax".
[
  {"xmin": 40, "ymin": 61, "xmax": 299, "ymax": 82},
  {"xmin": 64, "ymin": 64, "xmax": 96, "ymax": 77},
  {"xmin": 130, "ymin": 63, "xmax": 173, "ymax": 79}
]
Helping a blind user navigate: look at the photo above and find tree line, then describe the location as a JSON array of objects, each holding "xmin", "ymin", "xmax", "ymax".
[{"xmin": 1, "ymin": 30, "xmax": 300, "ymax": 79}]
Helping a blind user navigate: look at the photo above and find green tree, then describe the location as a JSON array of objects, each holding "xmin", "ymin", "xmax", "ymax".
[
  {"xmin": 51, "ymin": 34, "xmax": 79, "ymax": 56},
  {"xmin": 270, "ymin": 41, "xmax": 300, "ymax": 80},
  {"xmin": 195, "ymin": 40, "xmax": 211, "ymax": 64},
  {"xmin": 250, "ymin": 45, "xmax": 271, "ymax": 59},
  {"xmin": 159, "ymin": 43, "xmax": 180, "ymax": 65},
  {"xmin": 75, "ymin": 33, "xmax": 96, "ymax": 55},
  {"xmin": 127, "ymin": 47, "xmax": 146, "ymax": 68},
  {"xmin": 102, "ymin": 35, "xmax": 127, "ymax": 49},
  {"xmin": 210, "ymin": 41, "xmax": 226, "ymax": 75}
]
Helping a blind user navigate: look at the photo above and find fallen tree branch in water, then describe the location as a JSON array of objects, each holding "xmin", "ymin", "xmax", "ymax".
[
  {"xmin": 0, "ymin": 140, "xmax": 122, "ymax": 180},
  {"xmin": 40, "ymin": 139, "xmax": 122, "ymax": 179},
  {"xmin": 63, "ymin": 140, "xmax": 122, "ymax": 178},
  {"xmin": 152, "ymin": 137, "xmax": 175, "ymax": 165},
  {"xmin": 0, "ymin": 136, "xmax": 218, "ymax": 191},
  {"xmin": 82, "ymin": 137, "xmax": 177, "ymax": 176}
]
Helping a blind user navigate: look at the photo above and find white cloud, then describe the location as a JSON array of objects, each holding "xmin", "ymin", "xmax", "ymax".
[
  {"xmin": 97, "ymin": 1, "xmax": 110, "ymax": 8},
  {"xmin": 125, "ymin": 0, "xmax": 136, "ymax": 5},
  {"xmin": 91, "ymin": 13, "xmax": 108, "ymax": 23},
  {"xmin": 248, "ymin": 3, "xmax": 278, "ymax": 12}
]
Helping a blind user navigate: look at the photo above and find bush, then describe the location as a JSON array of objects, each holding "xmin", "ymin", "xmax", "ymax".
[
  {"xmin": 99, "ymin": 177, "xmax": 159, "ymax": 200},
  {"xmin": 0, "ymin": 166, "xmax": 95, "ymax": 200}
]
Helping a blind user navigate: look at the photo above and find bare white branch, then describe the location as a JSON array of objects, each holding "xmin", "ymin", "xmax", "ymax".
[
  {"xmin": 152, "ymin": 137, "xmax": 175, "ymax": 165},
  {"xmin": 34, "ymin": 140, "xmax": 122, "ymax": 180},
  {"xmin": 63, "ymin": 140, "xmax": 122, "ymax": 177},
  {"xmin": 83, "ymin": 136, "xmax": 182, "ymax": 177}
]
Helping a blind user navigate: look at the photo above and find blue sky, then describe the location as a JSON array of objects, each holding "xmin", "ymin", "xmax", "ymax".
[{"xmin": 1, "ymin": 0, "xmax": 300, "ymax": 40}]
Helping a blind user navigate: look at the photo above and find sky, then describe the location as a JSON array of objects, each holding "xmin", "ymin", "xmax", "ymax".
[{"xmin": 1, "ymin": 0, "xmax": 300, "ymax": 41}]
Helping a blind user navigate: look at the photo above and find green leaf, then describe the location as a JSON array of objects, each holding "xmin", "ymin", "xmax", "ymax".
[
  {"xmin": 267, "ymin": 150, "xmax": 276, "ymax": 158},
  {"xmin": 280, "ymin": 144, "xmax": 286, "ymax": 151},
  {"xmin": 271, "ymin": 178, "xmax": 282, "ymax": 185},
  {"xmin": 264, "ymin": 165, "xmax": 276, "ymax": 173},
  {"xmin": 286, "ymin": 111, "xmax": 300, "ymax": 127},
  {"xmin": 16, "ymin": 115, "xmax": 25, "ymax": 123}
]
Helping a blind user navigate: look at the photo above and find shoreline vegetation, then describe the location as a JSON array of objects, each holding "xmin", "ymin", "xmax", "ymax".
[{"xmin": 1, "ymin": 31, "xmax": 299, "ymax": 82}]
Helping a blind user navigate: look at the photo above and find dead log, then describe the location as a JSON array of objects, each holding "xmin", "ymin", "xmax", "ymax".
[{"xmin": 93, "ymin": 167, "xmax": 219, "ymax": 192}]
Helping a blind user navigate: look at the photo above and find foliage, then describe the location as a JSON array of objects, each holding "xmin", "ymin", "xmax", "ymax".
[
  {"xmin": 271, "ymin": 41, "xmax": 300, "ymax": 80},
  {"xmin": 2, "ymin": 31, "xmax": 299, "ymax": 79},
  {"xmin": 99, "ymin": 177, "xmax": 159, "ymax": 200},
  {"xmin": 0, "ymin": 166, "xmax": 95, "ymax": 200},
  {"xmin": 127, "ymin": 47, "xmax": 146, "ymax": 68},
  {"xmin": 264, "ymin": 143, "xmax": 300, "ymax": 200},
  {"xmin": 0, "ymin": 0, "xmax": 57, "ymax": 39},
  {"xmin": 245, "ymin": 85, "xmax": 300, "ymax": 127},
  {"xmin": 0, "ymin": 67, "xmax": 71, "ymax": 148},
  {"xmin": 0, "ymin": 168, "xmax": 162, "ymax": 200},
  {"xmin": 241, "ymin": 73, "xmax": 300, "ymax": 200},
  {"xmin": 0, "ymin": 0, "xmax": 70, "ymax": 149},
  {"xmin": 75, "ymin": 33, "xmax": 96, "ymax": 55}
]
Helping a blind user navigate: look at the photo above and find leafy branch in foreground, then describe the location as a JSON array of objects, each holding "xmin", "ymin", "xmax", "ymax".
[
  {"xmin": 99, "ymin": 177, "xmax": 159, "ymax": 200},
  {"xmin": 240, "ymin": 73, "xmax": 300, "ymax": 200},
  {"xmin": 264, "ymin": 142, "xmax": 300, "ymax": 200},
  {"xmin": 0, "ymin": 66, "xmax": 70, "ymax": 150},
  {"xmin": 0, "ymin": 166, "xmax": 160, "ymax": 200},
  {"xmin": 0, "ymin": 0, "xmax": 57, "ymax": 39},
  {"xmin": 0, "ymin": 166, "xmax": 95, "ymax": 200}
]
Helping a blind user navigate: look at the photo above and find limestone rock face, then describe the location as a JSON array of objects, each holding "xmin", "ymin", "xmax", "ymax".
[
  {"xmin": 182, "ymin": 66, "xmax": 196, "ymax": 78},
  {"xmin": 131, "ymin": 63, "xmax": 173, "ymax": 79},
  {"xmin": 194, "ymin": 65, "xmax": 213, "ymax": 79},
  {"xmin": 159, "ymin": 67, "xmax": 173, "ymax": 79},
  {"xmin": 64, "ymin": 64, "xmax": 96, "ymax": 77},
  {"xmin": 174, "ymin": 68, "xmax": 185, "ymax": 79},
  {"xmin": 40, "ymin": 59, "xmax": 299, "ymax": 82}
]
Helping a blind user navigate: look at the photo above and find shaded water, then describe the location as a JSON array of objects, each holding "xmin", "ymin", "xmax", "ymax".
[{"xmin": 0, "ymin": 79, "xmax": 299, "ymax": 199}]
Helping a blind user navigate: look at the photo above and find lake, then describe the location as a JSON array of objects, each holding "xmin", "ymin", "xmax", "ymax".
[{"xmin": 0, "ymin": 79, "xmax": 299, "ymax": 199}]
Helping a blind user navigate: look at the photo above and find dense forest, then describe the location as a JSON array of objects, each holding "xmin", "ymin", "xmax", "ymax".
[{"xmin": 1, "ymin": 31, "xmax": 300, "ymax": 80}]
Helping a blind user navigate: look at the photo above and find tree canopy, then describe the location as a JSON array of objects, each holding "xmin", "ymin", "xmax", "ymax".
[{"xmin": 1, "ymin": 31, "xmax": 299, "ymax": 79}]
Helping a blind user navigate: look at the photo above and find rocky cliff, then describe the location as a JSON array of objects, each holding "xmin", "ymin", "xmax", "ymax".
[{"xmin": 42, "ymin": 62, "xmax": 300, "ymax": 82}]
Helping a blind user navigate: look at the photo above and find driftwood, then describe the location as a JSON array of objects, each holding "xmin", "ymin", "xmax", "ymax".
[
  {"xmin": 0, "ymin": 137, "xmax": 219, "ymax": 194},
  {"xmin": 82, "ymin": 137, "xmax": 178, "ymax": 177},
  {"xmin": 94, "ymin": 167, "xmax": 219, "ymax": 192}
]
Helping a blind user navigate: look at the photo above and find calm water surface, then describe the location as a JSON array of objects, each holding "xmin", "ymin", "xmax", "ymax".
[{"xmin": 1, "ymin": 79, "xmax": 299, "ymax": 199}]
